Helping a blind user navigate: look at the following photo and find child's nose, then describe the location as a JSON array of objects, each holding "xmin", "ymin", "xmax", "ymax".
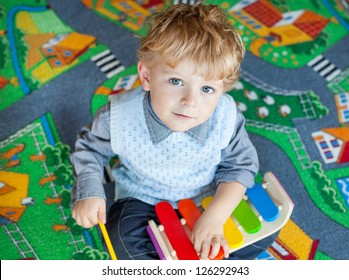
[{"xmin": 181, "ymin": 90, "xmax": 197, "ymax": 108}]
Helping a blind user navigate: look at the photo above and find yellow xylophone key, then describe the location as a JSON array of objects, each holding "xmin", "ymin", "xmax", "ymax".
[{"xmin": 201, "ymin": 196, "xmax": 244, "ymax": 249}]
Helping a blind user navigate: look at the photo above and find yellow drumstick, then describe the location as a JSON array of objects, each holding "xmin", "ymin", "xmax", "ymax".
[{"xmin": 98, "ymin": 221, "xmax": 117, "ymax": 260}]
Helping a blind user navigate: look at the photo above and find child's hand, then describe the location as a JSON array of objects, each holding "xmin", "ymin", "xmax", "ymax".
[
  {"xmin": 191, "ymin": 212, "xmax": 230, "ymax": 259},
  {"xmin": 72, "ymin": 198, "xmax": 106, "ymax": 228}
]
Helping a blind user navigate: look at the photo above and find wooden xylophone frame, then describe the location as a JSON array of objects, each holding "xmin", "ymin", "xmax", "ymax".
[{"xmin": 147, "ymin": 172, "xmax": 294, "ymax": 260}]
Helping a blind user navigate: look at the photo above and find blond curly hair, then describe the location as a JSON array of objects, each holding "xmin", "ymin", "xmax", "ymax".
[{"xmin": 137, "ymin": 2, "xmax": 245, "ymax": 90}]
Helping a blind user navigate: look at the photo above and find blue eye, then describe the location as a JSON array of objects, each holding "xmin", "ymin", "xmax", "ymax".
[
  {"xmin": 170, "ymin": 78, "xmax": 183, "ymax": 86},
  {"xmin": 202, "ymin": 86, "xmax": 214, "ymax": 94}
]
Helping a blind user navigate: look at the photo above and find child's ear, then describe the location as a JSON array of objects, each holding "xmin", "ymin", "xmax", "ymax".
[{"xmin": 138, "ymin": 61, "xmax": 151, "ymax": 91}]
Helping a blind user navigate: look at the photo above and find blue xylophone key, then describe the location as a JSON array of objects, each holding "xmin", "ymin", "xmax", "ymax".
[{"xmin": 246, "ymin": 183, "xmax": 279, "ymax": 222}]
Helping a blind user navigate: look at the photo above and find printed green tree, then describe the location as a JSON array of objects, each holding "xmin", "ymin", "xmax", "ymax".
[
  {"xmin": 308, "ymin": 91, "xmax": 329, "ymax": 118},
  {"xmin": 36, "ymin": 143, "xmax": 73, "ymax": 187},
  {"xmin": 53, "ymin": 164, "xmax": 73, "ymax": 187},
  {"xmin": 66, "ymin": 216, "xmax": 88, "ymax": 235},
  {"xmin": 0, "ymin": 37, "xmax": 8, "ymax": 69},
  {"xmin": 72, "ymin": 246, "xmax": 109, "ymax": 260},
  {"xmin": 311, "ymin": 161, "xmax": 346, "ymax": 213},
  {"xmin": 288, "ymin": 32, "xmax": 329, "ymax": 55},
  {"xmin": 59, "ymin": 189, "xmax": 71, "ymax": 209}
]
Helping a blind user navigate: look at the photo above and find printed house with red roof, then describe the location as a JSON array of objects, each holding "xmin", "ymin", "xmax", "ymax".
[
  {"xmin": 229, "ymin": 0, "xmax": 329, "ymax": 46},
  {"xmin": 312, "ymin": 127, "xmax": 349, "ymax": 164}
]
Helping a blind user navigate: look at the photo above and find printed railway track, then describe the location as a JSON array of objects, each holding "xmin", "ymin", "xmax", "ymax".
[
  {"xmin": 3, "ymin": 223, "xmax": 39, "ymax": 259},
  {"xmin": 246, "ymin": 119, "xmax": 312, "ymax": 170},
  {"xmin": 29, "ymin": 122, "xmax": 90, "ymax": 255}
]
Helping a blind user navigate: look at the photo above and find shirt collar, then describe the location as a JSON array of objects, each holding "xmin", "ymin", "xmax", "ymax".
[{"xmin": 143, "ymin": 91, "xmax": 208, "ymax": 145}]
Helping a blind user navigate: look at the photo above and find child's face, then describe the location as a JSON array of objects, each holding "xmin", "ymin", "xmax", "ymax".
[{"xmin": 138, "ymin": 58, "xmax": 225, "ymax": 132}]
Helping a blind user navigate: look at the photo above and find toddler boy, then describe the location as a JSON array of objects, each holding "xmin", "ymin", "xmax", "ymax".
[{"xmin": 71, "ymin": 2, "xmax": 275, "ymax": 259}]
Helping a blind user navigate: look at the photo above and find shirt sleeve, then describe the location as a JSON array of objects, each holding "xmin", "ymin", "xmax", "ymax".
[
  {"xmin": 70, "ymin": 102, "xmax": 115, "ymax": 206},
  {"xmin": 215, "ymin": 110, "xmax": 259, "ymax": 189}
]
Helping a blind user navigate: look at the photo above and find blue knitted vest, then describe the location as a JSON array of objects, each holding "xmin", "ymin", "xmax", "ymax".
[{"xmin": 109, "ymin": 88, "xmax": 237, "ymax": 207}]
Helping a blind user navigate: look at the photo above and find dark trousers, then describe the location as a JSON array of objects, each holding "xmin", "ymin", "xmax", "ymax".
[{"xmin": 105, "ymin": 198, "xmax": 278, "ymax": 260}]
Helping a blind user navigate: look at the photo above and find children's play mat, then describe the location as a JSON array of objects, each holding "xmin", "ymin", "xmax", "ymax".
[{"xmin": 0, "ymin": 0, "xmax": 348, "ymax": 260}]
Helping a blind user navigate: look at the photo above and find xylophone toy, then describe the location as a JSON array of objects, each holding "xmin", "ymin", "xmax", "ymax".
[{"xmin": 146, "ymin": 172, "xmax": 294, "ymax": 260}]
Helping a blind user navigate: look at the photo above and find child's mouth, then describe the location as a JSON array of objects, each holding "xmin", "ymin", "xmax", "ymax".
[{"xmin": 173, "ymin": 113, "xmax": 194, "ymax": 120}]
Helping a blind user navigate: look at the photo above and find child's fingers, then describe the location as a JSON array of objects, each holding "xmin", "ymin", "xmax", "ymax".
[
  {"xmin": 80, "ymin": 214, "xmax": 98, "ymax": 228},
  {"xmin": 192, "ymin": 234, "xmax": 203, "ymax": 253},
  {"xmin": 209, "ymin": 237, "xmax": 221, "ymax": 258},
  {"xmin": 199, "ymin": 239, "xmax": 211, "ymax": 260},
  {"xmin": 193, "ymin": 234, "xmax": 210, "ymax": 259},
  {"xmin": 98, "ymin": 206, "xmax": 107, "ymax": 224},
  {"xmin": 221, "ymin": 239, "xmax": 230, "ymax": 258},
  {"xmin": 71, "ymin": 199, "xmax": 106, "ymax": 228},
  {"xmin": 80, "ymin": 209, "xmax": 100, "ymax": 228}
]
